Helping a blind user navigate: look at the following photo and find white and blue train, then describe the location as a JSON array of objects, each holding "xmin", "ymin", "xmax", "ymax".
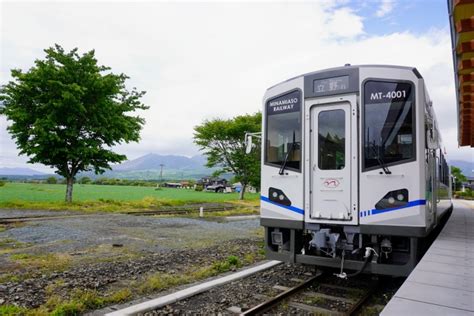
[{"xmin": 258, "ymin": 65, "xmax": 452, "ymax": 277}]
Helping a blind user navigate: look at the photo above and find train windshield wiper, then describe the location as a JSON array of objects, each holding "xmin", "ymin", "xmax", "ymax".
[
  {"xmin": 279, "ymin": 130, "xmax": 297, "ymax": 175},
  {"xmin": 371, "ymin": 142, "xmax": 392, "ymax": 175}
]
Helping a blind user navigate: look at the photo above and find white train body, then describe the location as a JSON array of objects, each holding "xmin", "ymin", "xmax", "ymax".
[{"xmin": 261, "ymin": 65, "xmax": 452, "ymax": 276}]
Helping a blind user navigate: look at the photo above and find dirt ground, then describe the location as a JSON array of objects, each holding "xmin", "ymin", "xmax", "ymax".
[{"xmin": 0, "ymin": 209, "xmax": 263, "ymax": 313}]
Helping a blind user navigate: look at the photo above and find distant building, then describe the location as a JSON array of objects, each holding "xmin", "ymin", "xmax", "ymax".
[{"xmin": 462, "ymin": 176, "xmax": 474, "ymax": 191}]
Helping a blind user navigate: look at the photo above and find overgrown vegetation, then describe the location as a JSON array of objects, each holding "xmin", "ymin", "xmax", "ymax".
[
  {"xmin": 10, "ymin": 252, "xmax": 72, "ymax": 273},
  {"xmin": 455, "ymin": 188, "xmax": 474, "ymax": 199},
  {"xmin": 0, "ymin": 305, "xmax": 28, "ymax": 316},
  {"xmin": 137, "ymin": 255, "xmax": 243, "ymax": 293},
  {"xmin": 5, "ymin": 252, "xmax": 264, "ymax": 315}
]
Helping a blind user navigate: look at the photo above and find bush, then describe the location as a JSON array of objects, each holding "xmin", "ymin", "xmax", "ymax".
[
  {"xmin": 456, "ymin": 189, "xmax": 473, "ymax": 198},
  {"xmin": 46, "ymin": 176, "xmax": 57, "ymax": 184},
  {"xmin": 0, "ymin": 181, "xmax": 5, "ymax": 187},
  {"xmin": 78, "ymin": 176, "xmax": 92, "ymax": 184},
  {"xmin": 195, "ymin": 184, "xmax": 203, "ymax": 192}
]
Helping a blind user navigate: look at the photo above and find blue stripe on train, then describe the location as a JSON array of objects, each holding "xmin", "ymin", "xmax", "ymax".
[
  {"xmin": 361, "ymin": 199, "xmax": 426, "ymax": 217},
  {"xmin": 260, "ymin": 196, "xmax": 304, "ymax": 215},
  {"xmin": 261, "ymin": 196, "xmax": 425, "ymax": 218}
]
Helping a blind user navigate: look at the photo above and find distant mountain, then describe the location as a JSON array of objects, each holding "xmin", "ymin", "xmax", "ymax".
[
  {"xmin": 190, "ymin": 155, "xmax": 208, "ymax": 167},
  {"xmin": 450, "ymin": 159, "xmax": 474, "ymax": 178},
  {"xmin": 114, "ymin": 153, "xmax": 204, "ymax": 171},
  {"xmin": 0, "ymin": 167, "xmax": 47, "ymax": 176},
  {"xmin": 78, "ymin": 153, "xmax": 215, "ymax": 180}
]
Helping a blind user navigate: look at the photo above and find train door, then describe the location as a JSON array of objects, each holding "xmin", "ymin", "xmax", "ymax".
[
  {"xmin": 425, "ymin": 121, "xmax": 438, "ymax": 228},
  {"xmin": 308, "ymin": 98, "xmax": 358, "ymax": 225}
]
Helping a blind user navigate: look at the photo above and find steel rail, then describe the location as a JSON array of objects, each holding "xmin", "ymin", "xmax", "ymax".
[
  {"xmin": 345, "ymin": 279, "xmax": 380, "ymax": 316},
  {"xmin": 240, "ymin": 272, "xmax": 323, "ymax": 316},
  {"xmin": 0, "ymin": 214, "xmax": 100, "ymax": 224}
]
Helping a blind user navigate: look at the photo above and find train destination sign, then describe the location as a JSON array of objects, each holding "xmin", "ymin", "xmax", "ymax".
[
  {"xmin": 313, "ymin": 75, "xmax": 349, "ymax": 94},
  {"xmin": 267, "ymin": 90, "xmax": 301, "ymax": 115}
]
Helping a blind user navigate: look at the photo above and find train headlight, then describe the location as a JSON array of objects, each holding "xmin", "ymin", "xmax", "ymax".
[
  {"xmin": 388, "ymin": 197, "xmax": 395, "ymax": 204},
  {"xmin": 397, "ymin": 194, "xmax": 404, "ymax": 201},
  {"xmin": 279, "ymin": 194, "xmax": 285, "ymax": 201},
  {"xmin": 272, "ymin": 192, "xmax": 278, "ymax": 198}
]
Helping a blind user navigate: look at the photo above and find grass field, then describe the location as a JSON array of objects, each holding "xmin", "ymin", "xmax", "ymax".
[{"xmin": 0, "ymin": 183, "xmax": 259, "ymax": 212}]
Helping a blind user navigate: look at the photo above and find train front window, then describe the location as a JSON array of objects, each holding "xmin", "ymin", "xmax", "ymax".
[
  {"xmin": 265, "ymin": 90, "xmax": 302, "ymax": 172},
  {"xmin": 363, "ymin": 80, "xmax": 415, "ymax": 170},
  {"xmin": 318, "ymin": 110, "xmax": 345, "ymax": 170}
]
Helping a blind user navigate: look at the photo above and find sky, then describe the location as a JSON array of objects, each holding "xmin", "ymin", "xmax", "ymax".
[{"xmin": 0, "ymin": 0, "xmax": 472, "ymax": 172}]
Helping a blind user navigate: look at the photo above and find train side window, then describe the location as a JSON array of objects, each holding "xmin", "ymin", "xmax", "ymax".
[
  {"xmin": 363, "ymin": 80, "xmax": 415, "ymax": 171},
  {"xmin": 318, "ymin": 109, "xmax": 345, "ymax": 170}
]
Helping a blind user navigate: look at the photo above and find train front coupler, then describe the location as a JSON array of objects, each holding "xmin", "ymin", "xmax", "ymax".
[{"xmin": 334, "ymin": 247, "xmax": 379, "ymax": 279}]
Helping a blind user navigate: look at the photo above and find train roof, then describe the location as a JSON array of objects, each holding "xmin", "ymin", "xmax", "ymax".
[{"xmin": 267, "ymin": 64, "xmax": 422, "ymax": 91}]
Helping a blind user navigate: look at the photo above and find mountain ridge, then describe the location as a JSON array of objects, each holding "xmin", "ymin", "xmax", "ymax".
[{"xmin": 0, "ymin": 167, "xmax": 47, "ymax": 176}]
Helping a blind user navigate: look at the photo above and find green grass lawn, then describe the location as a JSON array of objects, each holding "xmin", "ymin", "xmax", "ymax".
[
  {"xmin": 0, "ymin": 183, "xmax": 259, "ymax": 202},
  {"xmin": 0, "ymin": 183, "xmax": 259, "ymax": 212}
]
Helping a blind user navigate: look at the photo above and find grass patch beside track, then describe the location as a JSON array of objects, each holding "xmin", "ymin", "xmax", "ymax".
[
  {"xmin": 10, "ymin": 252, "xmax": 72, "ymax": 273},
  {"xmin": 0, "ymin": 183, "xmax": 259, "ymax": 213}
]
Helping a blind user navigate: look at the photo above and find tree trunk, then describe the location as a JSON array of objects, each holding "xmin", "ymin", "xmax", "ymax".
[
  {"xmin": 65, "ymin": 177, "xmax": 74, "ymax": 203},
  {"xmin": 239, "ymin": 183, "xmax": 247, "ymax": 200}
]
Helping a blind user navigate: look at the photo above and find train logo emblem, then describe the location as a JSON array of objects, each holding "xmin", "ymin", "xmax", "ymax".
[{"xmin": 323, "ymin": 178, "xmax": 340, "ymax": 188}]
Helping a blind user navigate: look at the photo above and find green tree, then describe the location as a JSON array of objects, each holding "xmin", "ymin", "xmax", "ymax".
[
  {"xmin": 193, "ymin": 112, "xmax": 261, "ymax": 199},
  {"xmin": 451, "ymin": 166, "xmax": 467, "ymax": 191},
  {"xmin": 0, "ymin": 44, "xmax": 148, "ymax": 202},
  {"xmin": 46, "ymin": 176, "xmax": 57, "ymax": 184}
]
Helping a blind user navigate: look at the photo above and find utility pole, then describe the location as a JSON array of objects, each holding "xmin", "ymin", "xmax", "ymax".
[{"xmin": 160, "ymin": 164, "xmax": 164, "ymax": 183}]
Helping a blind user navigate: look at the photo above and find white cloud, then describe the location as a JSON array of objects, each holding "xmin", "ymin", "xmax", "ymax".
[
  {"xmin": 326, "ymin": 7, "xmax": 365, "ymax": 38},
  {"xmin": 375, "ymin": 0, "xmax": 395, "ymax": 18},
  {"xmin": 0, "ymin": 1, "xmax": 471, "ymax": 171}
]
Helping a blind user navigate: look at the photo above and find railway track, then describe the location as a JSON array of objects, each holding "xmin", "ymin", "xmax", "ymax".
[
  {"xmin": 105, "ymin": 262, "xmax": 388, "ymax": 315},
  {"xmin": 0, "ymin": 213, "xmax": 100, "ymax": 224},
  {"xmin": 126, "ymin": 204, "xmax": 258, "ymax": 216},
  {"xmin": 237, "ymin": 271, "xmax": 379, "ymax": 316},
  {"xmin": 0, "ymin": 204, "xmax": 258, "ymax": 224}
]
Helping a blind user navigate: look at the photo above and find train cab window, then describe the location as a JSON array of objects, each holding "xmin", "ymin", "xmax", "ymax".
[
  {"xmin": 265, "ymin": 90, "xmax": 302, "ymax": 172},
  {"xmin": 363, "ymin": 80, "xmax": 415, "ymax": 171},
  {"xmin": 318, "ymin": 110, "xmax": 345, "ymax": 170}
]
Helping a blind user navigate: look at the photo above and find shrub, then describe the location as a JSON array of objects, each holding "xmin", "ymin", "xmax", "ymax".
[
  {"xmin": 0, "ymin": 180, "xmax": 5, "ymax": 187},
  {"xmin": 46, "ymin": 176, "xmax": 57, "ymax": 184},
  {"xmin": 226, "ymin": 255, "xmax": 241, "ymax": 266},
  {"xmin": 78, "ymin": 176, "xmax": 91, "ymax": 184},
  {"xmin": 195, "ymin": 184, "xmax": 203, "ymax": 192}
]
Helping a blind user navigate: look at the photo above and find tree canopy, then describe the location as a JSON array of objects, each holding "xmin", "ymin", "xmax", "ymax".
[
  {"xmin": 193, "ymin": 112, "xmax": 261, "ymax": 199},
  {"xmin": 451, "ymin": 166, "xmax": 467, "ymax": 191},
  {"xmin": 0, "ymin": 44, "xmax": 148, "ymax": 202}
]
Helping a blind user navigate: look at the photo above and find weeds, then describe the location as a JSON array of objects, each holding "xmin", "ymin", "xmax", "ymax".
[
  {"xmin": 5, "ymin": 251, "xmax": 263, "ymax": 315},
  {"xmin": 106, "ymin": 288, "xmax": 132, "ymax": 303},
  {"xmin": 0, "ymin": 238, "xmax": 31, "ymax": 255},
  {"xmin": 0, "ymin": 305, "xmax": 28, "ymax": 316},
  {"xmin": 0, "ymin": 198, "xmax": 257, "ymax": 214},
  {"xmin": 10, "ymin": 253, "xmax": 71, "ymax": 272},
  {"xmin": 138, "ymin": 255, "xmax": 243, "ymax": 294}
]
